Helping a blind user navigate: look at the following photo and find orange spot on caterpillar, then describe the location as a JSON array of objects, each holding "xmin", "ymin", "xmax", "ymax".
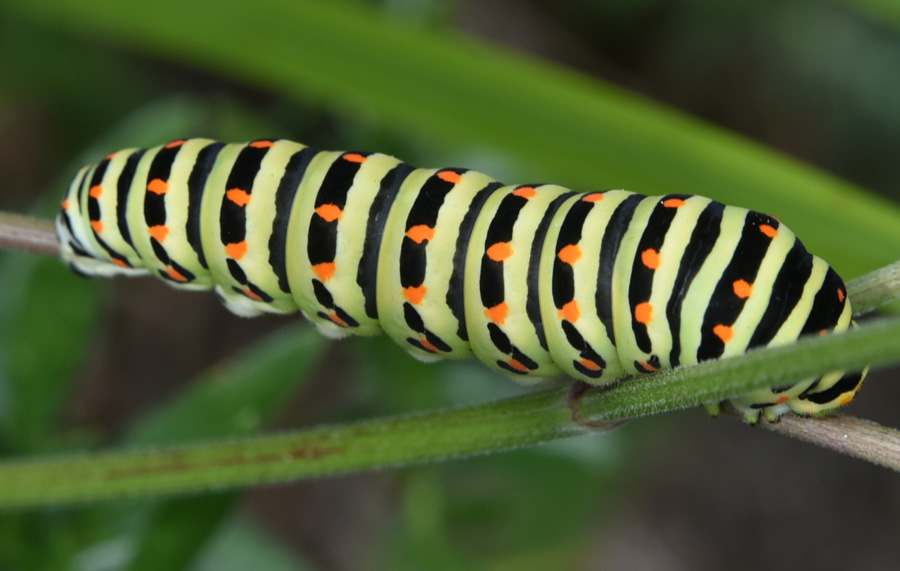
[
  {"xmin": 148, "ymin": 225, "xmax": 169, "ymax": 242},
  {"xmin": 579, "ymin": 358, "xmax": 601, "ymax": 371},
  {"xmin": 316, "ymin": 204, "xmax": 343, "ymax": 222},
  {"xmin": 776, "ymin": 395, "xmax": 790, "ymax": 404},
  {"xmin": 839, "ymin": 393, "xmax": 856, "ymax": 406},
  {"xmin": 327, "ymin": 312, "xmax": 347, "ymax": 327},
  {"xmin": 558, "ymin": 300, "xmax": 580, "ymax": 322},
  {"xmin": 105, "ymin": 151, "xmax": 118, "ymax": 160},
  {"xmin": 226, "ymin": 241, "xmax": 248, "ymax": 260},
  {"xmin": 581, "ymin": 193, "xmax": 604, "ymax": 203},
  {"xmin": 403, "ymin": 285, "xmax": 427, "ymax": 305},
  {"xmin": 507, "ymin": 358, "xmax": 528, "ymax": 372},
  {"xmin": 419, "ymin": 338, "xmax": 439, "ymax": 353},
  {"xmin": 634, "ymin": 302, "xmax": 653, "ymax": 325},
  {"xmin": 113, "ymin": 259, "xmax": 130, "ymax": 268},
  {"xmin": 557, "ymin": 244, "xmax": 582, "ymax": 265},
  {"xmin": 91, "ymin": 220, "xmax": 103, "ymax": 233},
  {"xmin": 638, "ymin": 360, "xmax": 658, "ymax": 372},
  {"xmin": 713, "ymin": 324, "xmax": 733, "ymax": 343},
  {"xmin": 485, "ymin": 302, "xmax": 509, "ymax": 324},
  {"xmin": 406, "ymin": 225, "xmax": 435, "ymax": 244},
  {"xmin": 513, "ymin": 186, "xmax": 537, "ymax": 198},
  {"xmin": 244, "ymin": 288, "xmax": 263, "ymax": 302},
  {"xmin": 166, "ymin": 267, "xmax": 187, "ymax": 282},
  {"xmin": 819, "ymin": 329, "xmax": 828, "ymax": 336},
  {"xmin": 147, "ymin": 179, "xmax": 168, "ymax": 195},
  {"xmin": 342, "ymin": 152, "xmax": 366, "ymax": 163},
  {"xmin": 227, "ymin": 188, "xmax": 251, "ymax": 207},
  {"xmin": 837, "ymin": 288, "xmax": 845, "ymax": 303},
  {"xmin": 663, "ymin": 198, "xmax": 685, "ymax": 208},
  {"xmin": 759, "ymin": 224, "xmax": 778, "ymax": 238},
  {"xmin": 89, "ymin": 185, "xmax": 103, "ymax": 198},
  {"xmin": 165, "ymin": 139, "xmax": 187, "ymax": 149},
  {"xmin": 641, "ymin": 248, "xmax": 660, "ymax": 270},
  {"xmin": 62, "ymin": 199, "xmax": 71, "ymax": 210},
  {"xmin": 487, "ymin": 242, "xmax": 513, "ymax": 262},
  {"xmin": 733, "ymin": 279, "xmax": 753, "ymax": 299},
  {"xmin": 437, "ymin": 170, "xmax": 462, "ymax": 184},
  {"xmin": 249, "ymin": 140, "xmax": 274, "ymax": 148},
  {"xmin": 313, "ymin": 262, "xmax": 336, "ymax": 282}
]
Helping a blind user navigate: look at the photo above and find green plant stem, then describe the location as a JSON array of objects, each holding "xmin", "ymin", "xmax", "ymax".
[
  {"xmin": 846, "ymin": 260, "xmax": 900, "ymax": 314},
  {"xmin": 0, "ymin": 313, "xmax": 897, "ymax": 508},
  {"xmin": 0, "ymin": 388, "xmax": 588, "ymax": 506}
]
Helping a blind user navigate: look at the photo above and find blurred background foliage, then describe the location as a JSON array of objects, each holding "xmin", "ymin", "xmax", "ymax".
[{"xmin": 0, "ymin": 0, "xmax": 899, "ymax": 569}]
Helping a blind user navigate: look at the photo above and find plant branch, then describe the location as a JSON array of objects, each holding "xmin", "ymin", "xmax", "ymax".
[
  {"xmin": 754, "ymin": 412, "xmax": 900, "ymax": 471},
  {"xmin": 0, "ymin": 313, "xmax": 897, "ymax": 508},
  {"xmin": 846, "ymin": 260, "xmax": 900, "ymax": 314},
  {"xmin": 0, "ymin": 213, "xmax": 59, "ymax": 257}
]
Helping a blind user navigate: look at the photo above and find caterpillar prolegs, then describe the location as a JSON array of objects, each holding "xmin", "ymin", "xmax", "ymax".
[{"xmin": 56, "ymin": 138, "xmax": 866, "ymax": 422}]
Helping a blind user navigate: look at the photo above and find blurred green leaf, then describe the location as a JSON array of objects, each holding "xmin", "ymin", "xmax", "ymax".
[
  {"xmin": 436, "ymin": 443, "xmax": 621, "ymax": 569},
  {"xmin": 4, "ymin": 0, "xmax": 899, "ymax": 277},
  {"xmin": 126, "ymin": 495, "xmax": 237, "ymax": 571},
  {"xmin": 0, "ymin": 253, "xmax": 98, "ymax": 452},
  {"xmin": 840, "ymin": 0, "xmax": 900, "ymax": 27},
  {"xmin": 115, "ymin": 323, "xmax": 327, "ymax": 570},
  {"xmin": 0, "ymin": 15, "xmax": 157, "ymax": 150},
  {"xmin": 122, "ymin": 324, "xmax": 326, "ymax": 447},
  {"xmin": 192, "ymin": 516, "xmax": 315, "ymax": 571}
]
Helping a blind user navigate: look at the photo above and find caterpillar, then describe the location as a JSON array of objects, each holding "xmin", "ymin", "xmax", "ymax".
[{"xmin": 56, "ymin": 138, "xmax": 866, "ymax": 422}]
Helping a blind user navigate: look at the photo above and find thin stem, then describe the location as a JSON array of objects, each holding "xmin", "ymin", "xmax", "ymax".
[
  {"xmin": 0, "ymin": 212, "xmax": 59, "ymax": 257},
  {"xmin": 847, "ymin": 260, "xmax": 900, "ymax": 314},
  {"xmin": 0, "ymin": 314, "xmax": 896, "ymax": 508},
  {"xmin": 754, "ymin": 412, "xmax": 900, "ymax": 471}
]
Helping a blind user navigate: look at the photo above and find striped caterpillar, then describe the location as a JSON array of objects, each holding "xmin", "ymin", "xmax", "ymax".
[{"xmin": 56, "ymin": 138, "xmax": 866, "ymax": 422}]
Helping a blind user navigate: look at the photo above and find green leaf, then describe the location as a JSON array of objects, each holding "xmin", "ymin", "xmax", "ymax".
[
  {"xmin": 4, "ymin": 0, "xmax": 899, "ymax": 277},
  {"xmin": 122, "ymin": 324, "xmax": 327, "ymax": 447},
  {"xmin": 840, "ymin": 0, "xmax": 900, "ymax": 27},
  {"xmin": 126, "ymin": 495, "xmax": 237, "ymax": 571},
  {"xmin": 193, "ymin": 516, "xmax": 315, "ymax": 571},
  {"xmin": 0, "ymin": 253, "xmax": 98, "ymax": 452}
]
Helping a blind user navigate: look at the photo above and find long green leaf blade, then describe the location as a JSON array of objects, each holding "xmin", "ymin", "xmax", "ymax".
[{"xmin": 4, "ymin": 0, "xmax": 899, "ymax": 277}]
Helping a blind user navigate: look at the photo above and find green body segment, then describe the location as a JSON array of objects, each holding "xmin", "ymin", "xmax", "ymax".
[{"xmin": 56, "ymin": 138, "xmax": 867, "ymax": 422}]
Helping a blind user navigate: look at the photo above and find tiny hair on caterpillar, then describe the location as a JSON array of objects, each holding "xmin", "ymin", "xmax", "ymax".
[{"xmin": 56, "ymin": 138, "xmax": 867, "ymax": 423}]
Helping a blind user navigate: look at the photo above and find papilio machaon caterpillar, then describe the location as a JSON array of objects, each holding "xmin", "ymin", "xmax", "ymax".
[{"xmin": 56, "ymin": 138, "xmax": 866, "ymax": 422}]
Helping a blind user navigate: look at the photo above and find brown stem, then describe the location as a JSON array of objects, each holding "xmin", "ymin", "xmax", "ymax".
[
  {"xmin": 0, "ymin": 212, "xmax": 59, "ymax": 257},
  {"xmin": 720, "ymin": 403, "xmax": 900, "ymax": 472}
]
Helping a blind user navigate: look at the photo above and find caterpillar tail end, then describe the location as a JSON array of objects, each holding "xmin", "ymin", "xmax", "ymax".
[{"xmin": 721, "ymin": 368, "xmax": 867, "ymax": 425}]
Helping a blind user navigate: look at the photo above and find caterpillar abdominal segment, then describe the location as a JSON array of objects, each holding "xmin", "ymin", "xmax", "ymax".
[{"xmin": 56, "ymin": 138, "xmax": 867, "ymax": 422}]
